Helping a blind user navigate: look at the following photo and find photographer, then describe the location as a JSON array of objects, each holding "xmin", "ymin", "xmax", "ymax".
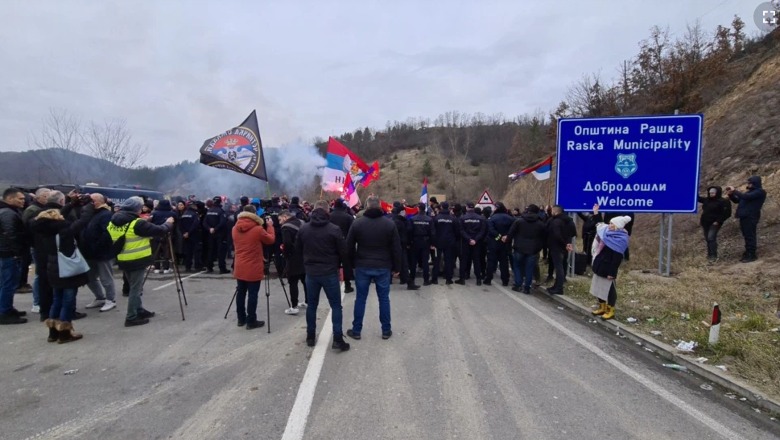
[
  {"xmin": 231, "ymin": 205, "xmax": 275, "ymax": 329},
  {"xmin": 109, "ymin": 197, "xmax": 174, "ymax": 327},
  {"xmin": 279, "ymin": 210, "xmax": 306, "ymax": 315}
]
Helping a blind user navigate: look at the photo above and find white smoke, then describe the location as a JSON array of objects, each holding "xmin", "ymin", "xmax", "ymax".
[{"xmin": 265, "ymin": 142, "xmax": 326, "ymax": 195}]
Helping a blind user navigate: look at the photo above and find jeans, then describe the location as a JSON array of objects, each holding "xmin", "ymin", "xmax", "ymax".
[
  {"xmin": 352, "ymin": 267, "xmax": 392, "ymax": 334},
  {"xmin": 87, "ymin": 259, "xmax": 117, "ymax": 301},
  {"xmin": 50, "ymin": 287, "xmax": 77, "ymax": 322},
  {"xmin": 124, "ymin": 269, "xmax": 146, "ymax": 320},
  {"xmin": 739, "ymin": 217, "xmax": 759, "ymax": 255},
  {"xmin": 305, "ymin": 273, "xmax": 343, "ymax": 337},
  {"xmin": 512, "ymin": 251, "xmax": 538, "ymax": 290},
  {"xmin": 235, "ymin": 279, "xmax": 260, "ymax": 323},
  {"xmin": 0, "ymin": 257, "xmax": 21, "ymax": 314},
  {"xmin": 701, "ymin": 224, "xmax": 720, "ymax": 258}
]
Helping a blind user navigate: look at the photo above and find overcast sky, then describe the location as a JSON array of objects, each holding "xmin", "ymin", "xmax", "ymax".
[{"xmin": 0, "ymin": 0, "xmax": 760, "ymax": 166}]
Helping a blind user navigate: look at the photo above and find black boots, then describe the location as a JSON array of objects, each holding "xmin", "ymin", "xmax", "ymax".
[{"xmin": 332, "ymin": 334, "xmax": 350, "ymax": 351}]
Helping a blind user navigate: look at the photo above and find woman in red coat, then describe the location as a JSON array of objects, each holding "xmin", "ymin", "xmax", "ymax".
[{"xmin": 232, "ymin": 205, "xmax": 275, "ymax": 329}]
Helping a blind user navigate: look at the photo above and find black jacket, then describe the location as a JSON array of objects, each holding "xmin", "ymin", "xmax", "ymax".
[
  {"xmin": 410, "ymin": 213, "xmax": 434, "ymax": 246},
  {"xmin": 81, "ymin": 206, "xmax": 114, "ymax": 261},
  {"xmin": 329, "ymin": 206, "xmax": 354, "ymax": 239},
  {"xmin": 281, "ymin": 218, "xmax": 305, "ymax": 277},
  {"xmin": 347, "ymin": 208, "xmax": 402, "ymax": 271},
  {"xmin": 296, "ymin": 208, "xmax": 346, "ymax": 276},
  {"xmin": 432, "ymin": 212, "xmax": 460, "ymax": 247},
  {"xmin": 30, "ymin": 206, "xmax": 93, "ymax": 289},
  {"xmin": 0, "ymin": 201, "xmax": 25, "ymax": 258},
  {"xmin": 507, "ymin": 212, "xmax": 547, "ymax": 254},
  {"xmin": 547, "ymin": 214, "xmax": 576, "ymax": 251},
  {"xmin": 729, "ymin": 176, "xmax": 766, "ymax": 220},
  {"xmin": 289, "ymin": 203, "xmax": 307, "ymax": 221},
  {"xmin": 460, "ymin": 211, "xmax": 487, "ymax": 243},
  {"xmin": 110, "ymin": 210, "xmax": 173, "ymax": 271},
  {"xmin": 577, "ymin": 212, "xmax": 603, "ymax": 237},
  {"xmin": 178, "ymin": 205, "xmax": 201, "ymax": 238},
  {"xmin": 592, "ymin": 244, "xmax": 624, "ymax": 279},
  {"xmin": 391, "ymin": 211, "xmax": 411, "ymax": 248},
  {"xmin": 203, "ymin": 205, "xmax": 227, "ymax": 234},
  {"xmin": 698, "ymin": 186, "xmax": 731, "ymax": 227},
  {"xmin": 150, "ymin": 200, "xmax": 177, "ymax": 225},
  {"xmin": 487, "ymin": 212, "xmax": 515, "ymax": 241}
]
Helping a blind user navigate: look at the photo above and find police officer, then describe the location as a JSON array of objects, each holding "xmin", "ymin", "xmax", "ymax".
[
  {"xmin": 484, "ymin": 202, "xmax": 513, "ymax": 286},
  {"xmin": 477, "ymin": 206, "xmax": 492, "ymax": 281},
  {"xmin": 431, "ymin": 202, "xmax": 459, "ymax": 285},
  {"xmin": 390, "ymin": 202, "xmax": 415, "ymax": 289},
  {"xmin": 456, "ymin": 202, "xmax": 487, "ymax": 286},
  {"xmin": 409, "ymin": 203, "xmax": 434, "ymax": 287},
  {"xmin": 179, "ymin": 202, "xmax": 202, "ymax": 272},
  {"xmin": 204, "ymin": 196, "xmax": 229, "ymax": 274}
]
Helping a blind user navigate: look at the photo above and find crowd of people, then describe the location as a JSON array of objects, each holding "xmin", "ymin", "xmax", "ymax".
[{"xmin": 0, "ymin": 174, "xmax": 767, "ymax": 348}]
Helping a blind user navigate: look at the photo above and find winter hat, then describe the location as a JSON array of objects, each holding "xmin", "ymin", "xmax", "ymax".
[
  {"xmin": 120, "ymin": 196, "xmax": 144, "ymax": 212},
  {"xmin": 291, "ymin": 196, "xmax": 300, "ymax": 205},
  {"xmin": 610, "ymin": 215, "xmax": 632, "ymax": 229}
]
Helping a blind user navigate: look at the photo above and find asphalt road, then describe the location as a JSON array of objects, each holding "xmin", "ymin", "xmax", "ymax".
[{"xmin": 2, "ymin": 269, "xmax": 777, "ymax": 440}]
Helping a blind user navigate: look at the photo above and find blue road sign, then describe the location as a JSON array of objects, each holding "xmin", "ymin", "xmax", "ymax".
[{"xmin": 556, "ymin": 114, "xmax": 703, "ymax": 213}]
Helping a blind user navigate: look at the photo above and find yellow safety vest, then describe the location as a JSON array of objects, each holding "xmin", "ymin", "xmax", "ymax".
[{"xmin": 107, "ymin": 218, "xmax": 151, "ymax": 262}]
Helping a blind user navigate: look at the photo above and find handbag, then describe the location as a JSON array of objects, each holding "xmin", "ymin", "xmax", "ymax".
[{"xmin": 56, "ymin": 234, "xmax": 90, "ymax": 278}]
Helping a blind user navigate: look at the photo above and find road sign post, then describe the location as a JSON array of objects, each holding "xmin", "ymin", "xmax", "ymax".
[{"xmin": 556, "ymin": 114, "xmax": 703, "ymax": 276}]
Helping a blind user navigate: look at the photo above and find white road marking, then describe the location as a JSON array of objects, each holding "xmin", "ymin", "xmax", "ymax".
[
  {"xmin": 152, "ymin": 271, "xmax": 205, "ymax": 291},
  {"xmin": 495, "ymin": 285, "xmax": 746, "ymax": 440},
  {"xmin": 281, "ymin": 285, "xmax": 346, "ymax": 440}
]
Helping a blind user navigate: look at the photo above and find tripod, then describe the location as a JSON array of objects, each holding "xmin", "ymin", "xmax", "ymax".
[
  {"xmin": 143, "ymin": 233, "xmax": 188, "ymax": 320},
  {"xmin": 223, "ymin": 253, "xmax": 291, "ymax": 334}
]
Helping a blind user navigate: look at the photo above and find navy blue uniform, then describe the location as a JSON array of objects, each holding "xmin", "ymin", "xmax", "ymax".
[
  {"xmin": 409, "ymin": 213, "xmax": 434, "ymax": 284},
  {"xmin": 431, "ymin": 212, "xmax": 460, "ymax": 283},
  {"xmin": 203, "ymin": 205, "xmax": 228, "ymax": 272},
  {"xmin": 458, "ymin": 211, "xmax": 487, "ymax": 282},
  {"xmin": 179, "ymin": 205, "xmax": 202, "ymax": 271},
  {"xmin": 485, "ymin": 211, "xmax": 514, "ymax": 285}
]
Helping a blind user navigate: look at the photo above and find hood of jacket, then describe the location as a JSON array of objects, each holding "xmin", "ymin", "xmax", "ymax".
[
  {"xmin": 35, "ymin": 208, "xmax": 65, "ymax": 222},
  {"xmin": 748, "ymin": 176, "xmax": 762, "ymax": 189},
  {"xmin": 235, "ymin": 212, "xmax": 263, "ymax": 233},
  {"xmin": 309, "ymin": 208, "xmax": 330, "ymax": 227},
  {"xmin": 521, "ymin": 212, "xmax": 540, "ymax": 223},
  {"xmin": 156, "ymin": 200, "xmax": 173, "ymax": 211},
  {"xmin": 110, "ymin": 210, "xmax": 139, "ymax": 227},
  {"xmin": 364, "ymin": 207, "xmax": 384, "ymax": 219},
  {"xmin": 707, "ymin": 186, "xmax": 723, "ymax": 198}
]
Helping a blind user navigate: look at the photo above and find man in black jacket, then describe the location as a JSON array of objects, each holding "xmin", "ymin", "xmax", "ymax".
[
  {"xmin": 431, "ymin": 202, "xmax": 459, "ymax": 285},
  {"xmin": 484, "ymin": 202, "xmax": 513, "ymax": 286},
  {"xmin": 179, "ymin": 202, "xmax": 203, "ymax": 272},
  {"xmin": 329, "ymin": 199, "xmax": 355, "ymax": 293},
  {"xmin": 203, "ymin": 196, "xmax": 229, "ymax": 274},
  {"xmin": 280, "ymin": 210, "xmax": 306, "ymax": 314},
  {"xmin": 577, "ymin": 206, "xmax": 603, "ymax": 265},
  {"xmin": 409, "ymin": 203, "xmax": 434, "ymax": 287},
  {"xmin": 82, "ymin": 194, "xmax": 118, "ymax": 312},
  {"xmin": 456, "ymin": 202, "xmax": 487, "ymax": 286},
  {"xmin": 506, "ymin": 204, "xmax": 547, "ymax": 294},
  {"xmin": 697, "ymin": 186, "xmax": 731, "ymax": 262},
  {"xmin": 345, "ymin": 196, "xmax": 402, "ymax": 341},
  {"xmin": 546, "ymin": 205, "xmax": 574, "ymax": 295},
  {"xmin": 391, "ymin": 202, "xmax": 415, "ymax": 289},
  {"xmin": 295, "ymin": 200, "xmax": 350, "ymax": 351},
  {"xmin": 726, "ymin": 176, "xmax": 767, "ymax": 262},
  {"xmin": 0, "ymin": 188, "xmax": 28, "ymax": 324}
]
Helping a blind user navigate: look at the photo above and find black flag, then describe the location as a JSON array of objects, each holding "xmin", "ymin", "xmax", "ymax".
[{"xmin": 199, "ymin": 110, "xmax": 268, "ymax": 181}]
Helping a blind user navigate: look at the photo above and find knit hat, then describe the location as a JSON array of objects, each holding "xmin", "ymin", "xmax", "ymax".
[
  {"xmin": 120, "ymin": 196, "xmax": 144, "ymax": 212},
  {"xmin": 610, "ymin": 215, "xmax": 632, "ymax": 229}
]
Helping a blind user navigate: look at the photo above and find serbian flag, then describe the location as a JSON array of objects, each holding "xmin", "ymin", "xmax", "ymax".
[
  {"xmin": 322, "ymin": 137, "xmax": 370, "ymax": 192},
  {"xmin": 404, "ymin": 206, "xmax": 419, "ymax": 218},
  {"xmin": 361, "ymin": 161, "xmax": 381, "ymax": 187},
  {"xmin": 341, "ymin": 173, "xmax": 360, "ymax": 208},
  {"xmin": 420, "ymin": 177, "xmax": 429, "ymax": 204},
  {"xmin": 509, "ymin": 155, "xmax": 553, "ymax": 181}
]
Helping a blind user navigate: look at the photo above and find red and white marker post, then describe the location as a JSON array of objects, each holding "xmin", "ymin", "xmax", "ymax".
[{"xmin": 708, "ymin": 303, "xmax": 721, "ymax": 345}]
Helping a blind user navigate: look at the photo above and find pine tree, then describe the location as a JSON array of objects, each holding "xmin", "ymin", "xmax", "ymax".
[{"xmin": 421, "ymin": 157, "xmax": 433, "ymax": 176}]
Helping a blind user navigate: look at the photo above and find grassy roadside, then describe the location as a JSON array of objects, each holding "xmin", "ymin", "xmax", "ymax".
[{"xmin": 559, "ymin": 252, "xmax": 780, "ymax": 400}]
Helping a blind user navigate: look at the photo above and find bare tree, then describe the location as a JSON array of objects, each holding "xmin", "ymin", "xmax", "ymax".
[
  {"xmin": 82, "ymin": 119, "xmax": 148, "ymax": 169},
  {"xmin": 27, "ymin": 108, "xmax": 84, "ymax": 182}
]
